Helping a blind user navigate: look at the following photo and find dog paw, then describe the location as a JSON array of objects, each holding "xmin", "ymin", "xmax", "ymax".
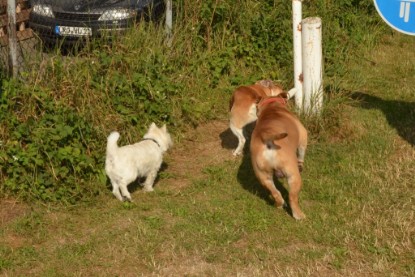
[
  {"xmin": 283, "ymin": 202, "xmax": 288, "ymax": 209},
  {"xmin": 293, "ymin": 211, "xmax": 306, "ymax": 220},
  {"xmin": 275, "ymin": 201, "xmax": 286, "ymax": 209},
  {"xmin": 123, "ymin": 196, "xmax": 132, "ymax": 202},
  {"xmin": 232, "ymin": 150, "xmax": 241, "ymax": 156},
  {"xmin": 114, "ymin": 195, "xmax": 124, "ymax": 201},
  {"xmin": 143, "ymin": 186, "xmax": 154, "ymax": 192},
  {"xmin": 298, "ymin": 162, "xmax": 304, "ymax": 173}
]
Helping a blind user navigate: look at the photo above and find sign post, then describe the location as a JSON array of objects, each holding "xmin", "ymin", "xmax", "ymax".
[
  {"xmin": 292, "ymin": 0, "xmax": 303, "ymax": 110},
  {"xmin": 374, "ymin": 0, "xmax": 415, "ymax": 35}
]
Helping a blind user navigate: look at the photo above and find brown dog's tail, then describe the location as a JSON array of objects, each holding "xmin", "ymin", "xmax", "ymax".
[{"xmin": 262, "ymin": 132, "xmax": 288, "ymax": 149}]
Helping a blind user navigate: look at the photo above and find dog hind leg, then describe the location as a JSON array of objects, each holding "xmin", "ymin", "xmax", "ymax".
[
  {"xmin": 286, "ymin": 171, "xmax": 305, "ymax": 220},
  {"xmin": 119, "ymin": 182, "xmax": 132, "ymax": 201},
  {"xmin": 230, "ymin": 123, "xmax": 246, "ymax": 156},
  {"xmin": 143, "ymin": 170, "xmax": 158, "ymax": 192},
  {"xmin": 111, "ymin": 181, "xmax": 124, "ymax": 201},
  {"xmin": 297, "ymin": 146, "xmax": 306, "ymax": 172},
  {"xmin": 297, "ymin": 127, "xmax": 308, "ymax": 172},
  {"xmin": 254, "ymin": 169, "xmax": 285, "ymax": 208}
]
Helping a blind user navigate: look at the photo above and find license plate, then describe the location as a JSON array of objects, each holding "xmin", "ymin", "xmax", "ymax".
[{"xmin": 55, "ymin": 26, "xmax": 92, "ymax": 37}]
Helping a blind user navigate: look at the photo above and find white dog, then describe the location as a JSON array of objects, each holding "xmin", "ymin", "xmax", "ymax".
[{"xmin": 105, "ymin": 123, "xmax": 173, "ymax": 201}]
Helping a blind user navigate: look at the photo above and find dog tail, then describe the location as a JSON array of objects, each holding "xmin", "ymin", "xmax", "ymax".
[
  {"xmin": 262, "ymin": 132, "xmax": 288, "ymax": 148},
  {"xmin": 107, "ymin": 131, "xmax": 120, "ymax": 155}
]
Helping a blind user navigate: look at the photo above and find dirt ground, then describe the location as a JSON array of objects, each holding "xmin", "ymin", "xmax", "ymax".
[{"xmin": 164, "ymin": 120, "xmax": 238, "ymax": 188}]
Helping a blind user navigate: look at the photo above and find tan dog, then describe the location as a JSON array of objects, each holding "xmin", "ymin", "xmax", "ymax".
[
  {"xmin": 250, "ymin": 96, "xmax": 307, "ymax": 220},
  {"xmin": 229, "ymin": 80, "xmax": 285, "ymax": 156}
]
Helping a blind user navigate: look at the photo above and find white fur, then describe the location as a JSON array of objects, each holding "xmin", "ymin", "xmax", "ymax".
[
  {"xmin": 105, "ymin": 123, "xmax": 173, "ymax": 201},
  {"xmin": 230, "ymin": 103, "xmax": 258, "ymax": 156},
  {"xmin": 230, "ymin": 122, "xmax": 246, "ymax": 156},
  {"xmin": 263, "ymin": 147, "xmax": 277, "ymax": 166},
  {"xmin": 247, "ymin": 103, "xmax": 258, "ymax": 120}
]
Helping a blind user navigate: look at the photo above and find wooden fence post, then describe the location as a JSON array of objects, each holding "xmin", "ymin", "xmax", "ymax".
[{"xmin": 7, "ymin": 0, "xmax": 17, "ymax": 77}]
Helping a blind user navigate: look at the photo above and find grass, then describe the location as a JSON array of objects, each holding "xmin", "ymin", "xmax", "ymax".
[
  {"xmin": 1, "ymin": 3, "xmax": 415, "ymax": 277},
  {"xmin": 1, "ymin": 31, "xmax": 415, "ymax": 275}
]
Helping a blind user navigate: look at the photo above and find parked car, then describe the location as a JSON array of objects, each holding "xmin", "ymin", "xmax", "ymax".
[{"xmin": 29, "ymin": 0, "xmax": 166, "ymax": 46}]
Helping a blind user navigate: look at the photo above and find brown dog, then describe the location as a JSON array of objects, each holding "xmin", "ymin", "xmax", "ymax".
[
  {"xmin": 229, "ymin": 80, "xmax": 285, "ymax": 156},
  {"xmin": 250, "ymin": 96, "xmax": 307, "ymax": 220}
]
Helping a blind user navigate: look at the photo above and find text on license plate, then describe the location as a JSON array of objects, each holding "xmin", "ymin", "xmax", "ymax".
[{"xmin": 55, "ymin": 26, "xmax": 92, "ymax": 37}]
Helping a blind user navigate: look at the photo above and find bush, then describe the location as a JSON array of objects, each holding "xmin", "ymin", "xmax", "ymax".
[{"xmin": 0, "ymin": 80, "xmax": 102, "ymax": 203}]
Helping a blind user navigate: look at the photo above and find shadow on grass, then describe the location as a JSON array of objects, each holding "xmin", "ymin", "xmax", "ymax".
[
  {"xmin": 219, "ymin": 127, "xmax": 238, "ymax": 150},
  {"xmin": 352, "ymin": 92, "xmax": 415, "ymax": 146},
  {"xmin": 219, "ymin": 126, "xmax": 293, "ymax": 217},
  {"xmin": 236, "ymin": 152, "xmax": 294, "ymax": 217},
  {"xmin": 219, "ymin": 122, "xmax": 256, "ymax": 153}
]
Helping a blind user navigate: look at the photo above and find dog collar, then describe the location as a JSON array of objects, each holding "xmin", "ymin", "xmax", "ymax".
[
  {"xmin": 142, "ymin": 138, "xmax": 161, "ymax": 148},
  {"xmin": 259, "ymin": 97, "xmax": 287, "ymax": 107}
]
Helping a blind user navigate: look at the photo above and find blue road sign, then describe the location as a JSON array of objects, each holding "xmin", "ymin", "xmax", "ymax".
[{"xmin": 374, "ymin": 0, "xmax": 415, "ymax": 35}]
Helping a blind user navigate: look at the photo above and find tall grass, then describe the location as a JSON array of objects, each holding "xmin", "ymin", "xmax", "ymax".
[{"xmin": 0, "ymin": 0, "xmax": 386, "ymax": 202}]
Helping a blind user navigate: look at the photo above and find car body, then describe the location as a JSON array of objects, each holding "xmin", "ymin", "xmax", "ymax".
[{"xmin": 29, "ymin": 0, "xmax": 165, "ymax": 46}]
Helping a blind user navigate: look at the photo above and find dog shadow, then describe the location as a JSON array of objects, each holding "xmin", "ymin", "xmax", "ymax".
[
  {"xmin": 219, "ymin": 126, "xmax": 293, "ymax": 217},
  {"xmin": 219, "ymin": 122, "xmax": 256, "ymax": 152},
  {"xmin": 236, "ymin": 151, "xmax": 294, "ymax": 216},
  {"xmin": 351, "ymin": 92, "xmax": 415, "ymax": 146},
  {"xmin": 105, "ymin": 162, "xmax": 169, "ymax": 195}
]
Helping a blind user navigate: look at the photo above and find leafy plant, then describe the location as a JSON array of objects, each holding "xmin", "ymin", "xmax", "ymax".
[{"xmin": 0, "ymin": 81, "xmax": 102, "ymax": 203}]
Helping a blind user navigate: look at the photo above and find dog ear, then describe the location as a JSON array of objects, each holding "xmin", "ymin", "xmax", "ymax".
[
  {"xmin": 162, "ymin": 124, "xmax": 167, "ymax": 132},
  {"xmin": 150, "ymin": 122, "xmax": 157, "ymax": 130}
]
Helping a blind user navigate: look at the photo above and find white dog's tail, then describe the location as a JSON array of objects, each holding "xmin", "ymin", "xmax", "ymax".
[{"xmin": 107, "ymin": 131, "xmax": 120, "ymax": 155}]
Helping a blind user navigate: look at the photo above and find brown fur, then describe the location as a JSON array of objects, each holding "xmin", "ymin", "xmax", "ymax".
[
  {"xmin": 229, "ymin": 80, "xmax": 285, "ymax": 156},
  {"xmin": 250, "ymin": 98, "xmax": 308, "ymax": 220}
]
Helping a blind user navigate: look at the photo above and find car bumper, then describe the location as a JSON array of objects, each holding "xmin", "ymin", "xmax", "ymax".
[
  {"xmin": 29, "ymin": 15, "xmax": 133, "ymax": 45},
  {"xmin": 28, "ymin": 1, "xmax": 165, "ymax": 46}
]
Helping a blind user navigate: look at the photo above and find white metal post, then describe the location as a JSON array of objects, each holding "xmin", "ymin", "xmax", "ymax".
[
  {"xmin": 302, "ymin": 17, "xmax": 323, "ymax": 115},
  {"xmin": 165, "ymin": 0, "xmax": 173, "ymax": 46},
  {"xmin": 292, "ymin": 0, "xmax": 303, "ymax": 108},
  {"xmin": 7, "ymin": 0, "xmax": 18, "ymax": 77}
]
